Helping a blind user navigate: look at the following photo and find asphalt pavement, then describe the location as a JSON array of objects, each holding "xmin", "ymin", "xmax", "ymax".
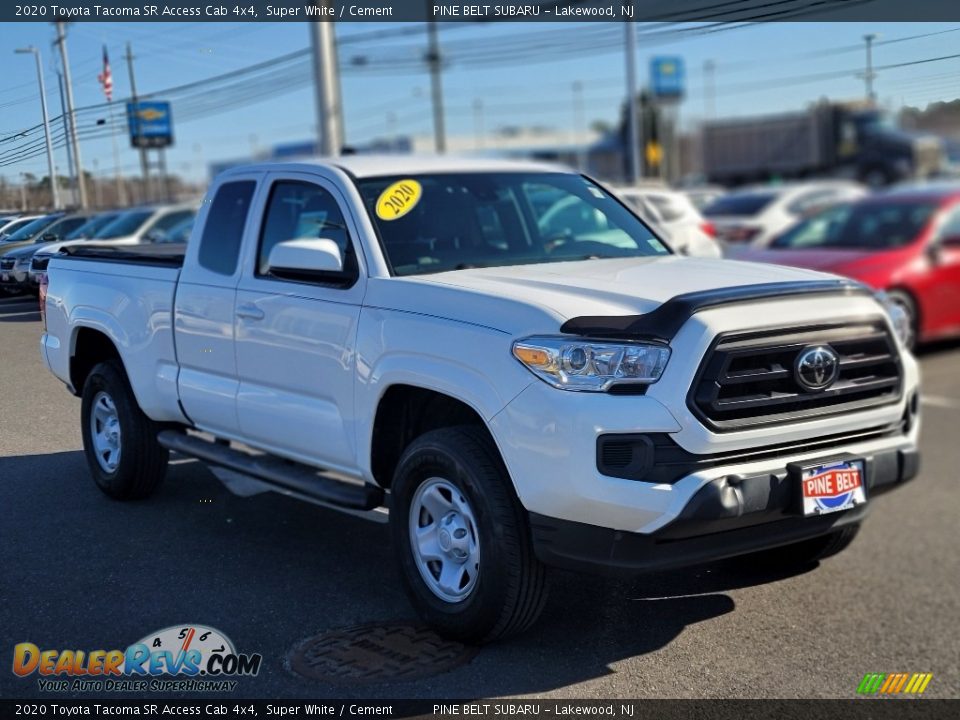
[{"xmin": 1, "ymin": 292, "xmax": 958, "ymax": 700}]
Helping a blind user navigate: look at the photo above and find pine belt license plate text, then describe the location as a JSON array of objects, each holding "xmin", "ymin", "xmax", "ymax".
[{"xmin": 801, "ymin": 460, "xmax": 866, "ymax": 516}]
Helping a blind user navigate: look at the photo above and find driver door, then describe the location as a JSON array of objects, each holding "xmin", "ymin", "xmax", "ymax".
[{"xmin": 233, "ymin": 172, "xmax": 366, "ymax": 472}]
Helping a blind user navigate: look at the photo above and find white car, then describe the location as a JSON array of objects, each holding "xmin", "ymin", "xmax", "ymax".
[
  {"xmin": 41, "ymin": 156, "xmax": 919, "ymax": 643},
  {"xmin": 702, "ymin": 181, "xmax": 867, "ymax": 248},
  {"xmin": 0, "ymin": 214, "xmax": 41, "ymax": 240},
  {"xmin": 615, "ymin": 185, "xmax": 721, "ymax": 258},
  {"xmin": 32, "ymin": 204, "xmax": 198, "ymax": 283}
]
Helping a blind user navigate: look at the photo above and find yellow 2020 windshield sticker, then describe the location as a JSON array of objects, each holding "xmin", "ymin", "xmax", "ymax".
[{"xmin": 376, "ymin": 179, "xmax": 422, "ymax": 221}]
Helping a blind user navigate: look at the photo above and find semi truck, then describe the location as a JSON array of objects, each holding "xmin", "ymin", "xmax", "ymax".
[{"xmin": 702, "ymin": 101, "xmax": 944, "ymax": 187}]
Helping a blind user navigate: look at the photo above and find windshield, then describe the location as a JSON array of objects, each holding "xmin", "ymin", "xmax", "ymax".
[
  {"xmin": 356, "ymin": 172, "xmax": 669, "ymax": 277},
  {"xmin": 771, "ymin": 201, "xmax": 937, "ymax": 250},
  {"xmin": 703, "ymin": 192, "xmax": 777, "ymax": 218},
  {"xmin": 1, "ymin": 214, "xmax": 59, "ymax": 242},
  {"xmin": 0, "ymin": 217, "xmax": 37, "ymax": 238},
  {"xmin": 96, "ymin": 210, "xmax": 153, "ymax": 239},
  {"xmin": 65, "ymin": 213, "xmax": 121, "ymax": 240}
]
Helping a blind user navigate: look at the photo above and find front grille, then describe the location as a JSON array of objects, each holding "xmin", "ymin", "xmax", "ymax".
[
  {"xmin": 0, "ymin": 258, "xmax": 14, "ymax": 271},
  {"xmin": 690, "ymin": 320, "xmax": 902, "ymax": 431},
  {"xmin": 31, "ymin": 256, "xmax": 49, "ymax": 272}
]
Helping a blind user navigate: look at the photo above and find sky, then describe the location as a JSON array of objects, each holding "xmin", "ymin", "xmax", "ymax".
[{"xmin": 0, "ymin": 20, "xmax": 959, "ymax": 184}]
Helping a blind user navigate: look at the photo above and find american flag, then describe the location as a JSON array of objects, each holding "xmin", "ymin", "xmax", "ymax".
[{"xmin": 97, "ymin": 45, "xmax": 113, "ymax": 102}]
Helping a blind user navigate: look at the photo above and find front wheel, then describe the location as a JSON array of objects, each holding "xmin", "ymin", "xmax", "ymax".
[
  {"xmin": 390, "ymin": 427, "xmax": 548, "ymax": 644},
  {"xmin": 80, "ymin": 360, "xmax": 169, "ymax": 500}
]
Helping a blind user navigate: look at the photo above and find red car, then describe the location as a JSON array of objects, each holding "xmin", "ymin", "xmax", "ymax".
[{"xmin": 729, "ymin": 186, "xmax": 960, "ymax": 348}]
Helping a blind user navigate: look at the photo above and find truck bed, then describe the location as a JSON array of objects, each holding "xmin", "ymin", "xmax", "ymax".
[{"xmin": 60, "ymin": 242, "xmax": 186, "ymax": 267}]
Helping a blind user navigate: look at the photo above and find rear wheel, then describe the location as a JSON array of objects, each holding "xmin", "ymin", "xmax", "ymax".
[
  {"xmin": 80, "ymin": 360, "xmax": 169, "ymax": 500},
  {"xmin": 390, "ymin": 426, "xmax": 548, "ymax": 643}
]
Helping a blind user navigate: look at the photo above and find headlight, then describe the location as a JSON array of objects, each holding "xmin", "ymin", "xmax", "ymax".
[
  {"xmin": 512, "ymin": 336, "xmax": 670, "ymax": 391},
  {"xmin": 875, "ymin": 291, "xmax": 911, "ymax": 348}
]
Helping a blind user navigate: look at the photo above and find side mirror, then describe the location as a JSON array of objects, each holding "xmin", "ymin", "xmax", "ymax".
[
  {"xmin": 267, "ymin": 238, "xmax": 343, "ymax": 275},
  {"xmin": 41, "ymin": 232, "xmax": 58, "ymax": 242}
]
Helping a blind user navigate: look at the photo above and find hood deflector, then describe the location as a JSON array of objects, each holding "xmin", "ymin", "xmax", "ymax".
[{"xmin": 559, "ymin": 280, "xmax": 870, "ymax": 342}]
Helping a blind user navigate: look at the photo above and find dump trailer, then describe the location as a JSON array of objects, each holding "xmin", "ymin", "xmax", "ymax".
[{"xmin": 703, "ymin": 102, "xmax": 943, "ymax": 187}]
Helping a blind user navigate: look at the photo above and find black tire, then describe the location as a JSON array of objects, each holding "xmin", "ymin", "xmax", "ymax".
[
  {"xmin": 737, "ymin": 524, "xmax": 861, "ymax": 570},
  {"xmin": 390, "ymin": 426, "xmax": 548, "ymax": 644},
  {"xmin": 886, "ymin": 289, "xmax": 919, "ymax": 351},
  {"xmin": 80, "ymin": 360, "xmax": 169, "ymax": 500}
]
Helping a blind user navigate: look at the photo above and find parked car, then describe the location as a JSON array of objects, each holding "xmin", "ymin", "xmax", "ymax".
[
  {"xmin": 0, "ymin": 213, "xmax": 64, "ymax": 253},
  {"xmin": 682, "ymin": 186, "xmax": 727, "ymax": 213},
  {"xmin": 0, "ymin": 212, "xmax": 95, "ymax": 294},
  {"xmin": 27, "ymin": 211, "xmax": 123, "ymax": 287},
  {"xmin": 615, "ymin": 185, "xmax": 721, "ymax": 257},
  {"xmin": 29, "ymin": 207, "xmax": 197, "ymax": 288},
  {"xmin": 703, "ymin": 181, "xmax": 867, "ymax": 248},
  {"xmin": 42, "ymin": 156, "xmax": 918, "ymax": 643},
  {"xmin": 0, "ymin": 214, "xmax": 42, "ymax": 240},
  {"xmin": 728, "ymin": 186, "xmax": 960, "ymax": 348}
]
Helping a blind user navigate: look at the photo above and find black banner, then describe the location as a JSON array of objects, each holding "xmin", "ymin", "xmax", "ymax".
[
  {"xmin": 1, "ymin": 700, "xmax": 958, "ymax": 719},
  {"xmin": 5, "ymin": 0, "xmax": 960, "ymax": 23}
]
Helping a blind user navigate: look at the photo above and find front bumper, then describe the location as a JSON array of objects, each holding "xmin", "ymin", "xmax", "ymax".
[{"xmin": 530, "ymin": 443, "xmax": 919, "ymax": 576}]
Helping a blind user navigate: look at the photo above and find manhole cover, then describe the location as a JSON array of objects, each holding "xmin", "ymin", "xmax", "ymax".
[{"xmin": 288, "ymin": 622, "xmax": 477, "ymax": 684}]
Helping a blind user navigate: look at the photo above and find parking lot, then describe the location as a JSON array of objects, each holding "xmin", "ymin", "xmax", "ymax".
[{"xmin": 1, "ymin": 292, "xmax": 958, "ymax": 700}]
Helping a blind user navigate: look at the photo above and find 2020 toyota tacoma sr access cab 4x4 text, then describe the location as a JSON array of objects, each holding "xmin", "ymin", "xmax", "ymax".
[{"xmin": 39, "ymin": 157, "xmax": 921, "ymax": 642}]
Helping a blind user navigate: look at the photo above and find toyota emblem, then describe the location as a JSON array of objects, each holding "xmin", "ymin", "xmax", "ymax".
[{"xmin": 795, "ymin": 345, "xmax": 840, "ymax": 392}]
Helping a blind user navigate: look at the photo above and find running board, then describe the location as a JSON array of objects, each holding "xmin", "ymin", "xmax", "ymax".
[{"xmin": 157, "ymin": 430, "xmax": 384, "ymax": 511}]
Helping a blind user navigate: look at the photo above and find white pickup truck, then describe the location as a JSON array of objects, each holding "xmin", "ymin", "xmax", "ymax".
[{"xmin": 41, "ymin": 156, "xmax": 921, "ymax": 643}]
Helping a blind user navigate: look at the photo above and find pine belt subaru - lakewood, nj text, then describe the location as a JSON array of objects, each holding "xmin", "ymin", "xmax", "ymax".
[{"xmin": 39, "ymin": 156, "xmax": 920, "ymax": 642}]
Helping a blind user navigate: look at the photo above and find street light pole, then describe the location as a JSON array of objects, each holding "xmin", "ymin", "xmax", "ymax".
[
  {"xmin": 15, "ymin": 46, "xmax": 60, "ymax": 210},
  {"xmin": 54, "ymin": 21, "xmax": 87, "ymax": 209}
]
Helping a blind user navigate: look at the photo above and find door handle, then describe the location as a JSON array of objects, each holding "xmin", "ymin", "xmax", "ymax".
[{"xmin": 236, "ymin": 303, "xmax": 265, "ymax": 321}]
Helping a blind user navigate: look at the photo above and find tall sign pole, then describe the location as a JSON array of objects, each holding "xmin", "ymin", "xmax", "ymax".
[
  {"xmin": 310, "ymin": 7, "xmax": 343, "ymax": 156},
  {"xmin": 54, "ymin": 21, "xmax": 87, "ymax": 208}
]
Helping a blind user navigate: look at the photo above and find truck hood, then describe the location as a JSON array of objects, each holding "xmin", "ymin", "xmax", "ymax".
[{"xmin": 390, "ymin": 256, "xmax": 837, "ymax": 330}]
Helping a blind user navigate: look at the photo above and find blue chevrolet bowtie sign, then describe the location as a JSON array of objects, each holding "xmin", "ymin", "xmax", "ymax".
[
  {"xmin": 127, "ymin": 100, "xmax": 174, "ymax": 148},
  {"xmin": 650, "ymin": 57, "xmax": 685, "ymax": 100}
]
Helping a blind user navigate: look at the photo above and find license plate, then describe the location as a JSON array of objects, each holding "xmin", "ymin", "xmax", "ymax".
[
  {"xmin": 800, "ymin": 460, "xmax": 866, "ymax": 516},
  {"xmin": 1, "ymin": 272, "xmax": 7, "ymax": 281}
]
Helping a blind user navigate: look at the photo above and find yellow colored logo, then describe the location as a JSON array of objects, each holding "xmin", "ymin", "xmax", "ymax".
[
  {"xmin": 137, "ymin": 108, "xmax": 166, "ymax": 121},
  {"xmin": 376, "ymin": 179, "xmax": 422, "ymax": 221}
]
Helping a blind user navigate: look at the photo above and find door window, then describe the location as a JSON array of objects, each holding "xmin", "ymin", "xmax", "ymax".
[
  {"xmin": 256, "ymin": 180, "xmax": 357, "ymax": 284},
  {"xmin": 197, "ymin": 181, "xmax": 256, "ymax": 276}
]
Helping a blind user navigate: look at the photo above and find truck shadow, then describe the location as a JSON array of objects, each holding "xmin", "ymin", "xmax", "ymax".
[{"xmin": 0, "ymin": 449, "xmax": 814, "ymax": 699}]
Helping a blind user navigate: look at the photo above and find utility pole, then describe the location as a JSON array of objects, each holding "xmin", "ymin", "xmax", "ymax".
[
  {"xmin": 426, "ymin": 6, "xmax": 446, "ymax": 154},
  {"xmin": 624, "ymin": 19, "xmax": 640, "ymax": 184},
  {"xmin": 124, "ymin": 42, "xmax": 151, "ymax": 202},
  {"xmin": 863, "ymin": 33, "xmax": 878, "ymax": 105},
  {"xmin": 15, "ymin": 46, "xmax": 60, "ymax": 210},
  {"xmin": 703, "ymin": 59, "xmax": 716, "ymax": 120},
  {"xmin": 572, "ymin": 81, "xmax": 586, "ymax": 172},
  {"xmin": 54, "ymin": 22, "xmax": 87, "ymax": 208},
  {"xmin": 309, "ymin": 9, "xmax": 344, "ymax": 156},
  {"xmin": 55, "ymin": 70, "xmax": 76, "ymax": 197}
]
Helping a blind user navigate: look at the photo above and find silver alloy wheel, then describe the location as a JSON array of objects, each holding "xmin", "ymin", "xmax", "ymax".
[
  {"xmin": 90, "ymin": 391, "xmax": 122, "ymax": 473},
  {"xmin": 409, "ymin": 477, "xmax": 480, "ymax": 603}
]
